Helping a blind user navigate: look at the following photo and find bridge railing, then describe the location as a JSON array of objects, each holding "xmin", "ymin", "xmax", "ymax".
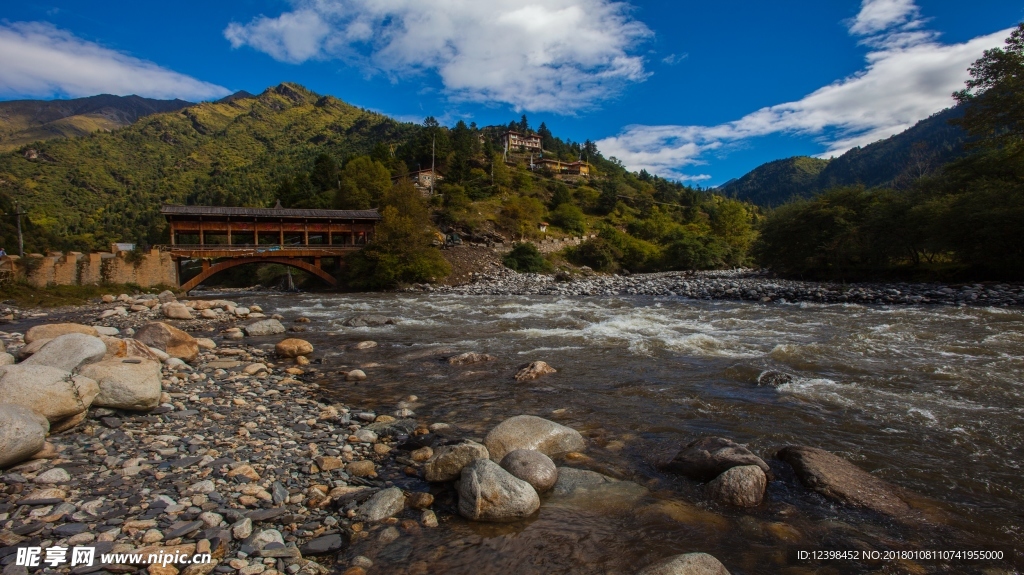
[{"xmin": 157, "ymin": 244, "xmax": 364, "ymax": 251}]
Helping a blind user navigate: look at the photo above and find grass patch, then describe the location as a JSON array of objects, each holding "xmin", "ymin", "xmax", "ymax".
[{"xmin": 0, "ymin": 282, "xmax": 171, "ymax": 308}]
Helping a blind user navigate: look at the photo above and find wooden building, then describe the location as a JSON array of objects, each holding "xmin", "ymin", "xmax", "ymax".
[{"xmin": 502, "ymin": 130, "xmax": 542, "ymax": 153}]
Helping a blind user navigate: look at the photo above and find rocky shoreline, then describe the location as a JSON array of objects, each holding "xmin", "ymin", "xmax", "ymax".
[
  {"xmin": 414, "ymin": 267, "xmax": 1024, "ymax": 307},
  {"xmin": 1, "ymin": 294, "xmax": 748, "ymax": 575}
]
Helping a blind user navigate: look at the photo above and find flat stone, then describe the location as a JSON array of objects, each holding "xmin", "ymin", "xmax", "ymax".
[
  {"xmin": 778, "ymin": 445, "xmax": 911, "ymax": 516},
  {"xmin": 247, "ymin": 508, "xmax": 288, "ymax": 522},
  {"xmin": 300, "ymin": 534, "xmax": 345, "ymax": 556}
]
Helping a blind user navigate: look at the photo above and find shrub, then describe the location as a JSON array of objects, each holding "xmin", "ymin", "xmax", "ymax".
[
  {"xmin": 550, "ymin": 204, "xmax": 586, "ymax": 235},
  {"xmin": 503, "ymin": 243, "xmax": 549, "ymax": 273},
  {"xmin": 567, "ymin": 238, "xmax": 621, "ymax": 272}
]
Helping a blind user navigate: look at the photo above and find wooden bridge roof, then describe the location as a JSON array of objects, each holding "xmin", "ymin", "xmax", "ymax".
[{"xmin": 161, "ymin": 205, "xmax": 381, "ymax": 220}]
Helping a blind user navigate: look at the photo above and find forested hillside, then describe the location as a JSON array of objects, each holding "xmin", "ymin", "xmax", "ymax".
[
  {"xmin": 0, "ymin": 83, "xmax": 760, "ymax": 286},
  {"xmin": 721, "ymin": 107, "xmax": 969, "ymax": 205},
  {"xmin": 753, "ymin": 23, "xmax": 1024, "ymax": 280},
  {"xmin": 0, "ymin": 94, "xmax": 194, "ymax": 152}
]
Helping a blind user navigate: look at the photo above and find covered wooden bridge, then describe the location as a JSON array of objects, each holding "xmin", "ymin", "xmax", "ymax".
[{"xmin": 160, "ymin": 205, "xmax": 381, "ymax": 292}]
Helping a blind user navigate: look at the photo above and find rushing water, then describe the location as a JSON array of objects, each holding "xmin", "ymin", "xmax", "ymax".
[{"xmin": 242, "ymin": 293, "xmax": 1023, "ymax": 574}]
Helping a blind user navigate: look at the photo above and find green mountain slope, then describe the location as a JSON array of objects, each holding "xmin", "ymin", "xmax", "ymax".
[
  {"xmin": 0, "ymin": 83, "xmax": 415, "ymax": 248},
  {"xmin": 0, "ymin": 94, "xmax": 195, "ymax": 151},
  {"xmin": 720, "ymin": 107, "xmax": 969, "ymax": 205}
]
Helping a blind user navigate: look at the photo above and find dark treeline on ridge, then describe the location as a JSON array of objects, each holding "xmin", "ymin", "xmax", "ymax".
[{"xmin": 754, "ymin": 23, "xmax": 1024, "ymax": 281}]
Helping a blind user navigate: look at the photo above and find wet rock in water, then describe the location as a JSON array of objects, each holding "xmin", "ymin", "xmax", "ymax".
[
  {"xmin": 353, "ymin": 341, "xmax": 377, "ymax": 350},
  {"xmin": 547, "ymin": 467, "xmax": 649, "ymax": 513},
  {"xmin": 163, "ymin": 303, "xmax": 193, "ymax": 320},
  {"xmin": 756, "ymin": 370, "xmax": 793, "ymax": 387},
  {"xmin": 134, "ymin": 322, "xmax": 200, "ymax": 362},
  {"xmin": 457, "ymin": 459, "xmax": 540, "ymax": 522},
  {"xmin": 424, "ymin": 439, "xmax": 490, "ymax": 482},
  {"xmin": 276, "ymin": 338, "xmax": 313, "ymax": 358},
  {"xmin": 636, "ymin": 552, "xmax": 731, "ymax": 575},
  {"xmin": 777, "ymin": 445, "xmax": 911, "ymax": 516},
  {"xmin": 345, "ymin": 369, "xmax": 367, "ymax": 381},
  {"xmin": 342, "ymin": 315, "xmax": 396, "ymax": 327},
  {"xmin": 514, "ymin": 361, "xmax": 557, "ymax": 382},
  {"xmin": 244, "ymin": 319, "xmax": 286, "ymax": 337},
  {"xmin": 500, "ymin": 449, "xmax": 558, "ymax": 493},
  {"xmin": 82, "ymin": 359, "xmax": 163, "ymax": 410},
  {"xmin": 405, "ymin": 492, "xmax": 434, "ymax": 510},
  {"xmin": 22, "ymin": 333, "xmax": 107, "ymax": 372},
  {"xmin": 663, "ymin": 437, "xmax": 770, "ymax": 482},
  {"xmin": 484, "ymin": 415, "xmax": 586, "ymax": 461},
  {"xmin": 706, "ymin": 465, "xmax": 766, "ymax": 507},
  {"xmin": 0, "ymin": 365, "xmax": 99, "ymax": 423},
  {"xmin": 448, "ymin": 352, "xmax": 496, "ymax": 366},
  {"xmin": 357, "ymin": 487, "xmax": 406, "ymax": 522},
  {"xmin": 0, "ymin": 404, "xmax": 50, "ymax": 468},
  {"xmin": 24, "ymin": 323, "xmax": 99, "ymax": 344}
]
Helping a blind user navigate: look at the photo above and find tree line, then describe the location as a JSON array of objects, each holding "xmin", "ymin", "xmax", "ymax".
[{"xmin": 754, "ymin": 23, "xmax": 1024, "ymax": 281}]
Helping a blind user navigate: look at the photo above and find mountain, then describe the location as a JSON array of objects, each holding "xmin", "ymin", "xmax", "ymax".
[
  {"xmin": 719, "ymin": 107, "xmax": 969, "ymax": 205},
  {"xmin": 0, "ymin": 94, "xmax": 195, "ymax": 151},
  {"xmin": 0, "ymin": 83, "xmax": 415, "ymax": 249}
]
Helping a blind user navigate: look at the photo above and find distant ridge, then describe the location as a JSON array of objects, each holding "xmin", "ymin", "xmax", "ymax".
[
  {"xmin": 719, "ymin": 107, "xmax": 969, "ymax": 206},
  {"xmin": 217, "ymin": 90, "xmax": 256, "ymax": 104},
  {"xmin": 0, "ymin": 94, "xmax": 194, "ymax": 151}
]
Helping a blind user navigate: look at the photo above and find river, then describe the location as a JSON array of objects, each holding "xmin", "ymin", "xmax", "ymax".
[{"xmin": 246, "ymin": 292, "xmax": 1024, "ymax": 574}]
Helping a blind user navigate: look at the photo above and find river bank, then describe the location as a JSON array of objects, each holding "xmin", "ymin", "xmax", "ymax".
[
  {"xmin": 417, "ymin": 267, "xmax": 1024, "ymax": 307},
  {"xmin": 2, "ymin": 288, "xmax": 1023, "ymax": 574}
]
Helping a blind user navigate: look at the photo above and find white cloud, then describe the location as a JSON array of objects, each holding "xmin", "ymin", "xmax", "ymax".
[
  {"xmin": 848, "ymin": 0, "xmax": 920, "ymax": 36},
  {"xmin": 597, "ymin": 2, "xmax": 1011, "ymax": 181},
  {"xmin": 0, "ymin": 22, "xmax": 230, "ymax": 101},
  {"xmin": 224, "ymin": 0, "xmax": 652, "ymax": 113}
]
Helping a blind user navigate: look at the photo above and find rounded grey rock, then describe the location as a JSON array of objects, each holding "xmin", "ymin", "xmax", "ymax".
[{"xmin": 499, "ymin": 449, "xmax": 558, "ymax": 493}]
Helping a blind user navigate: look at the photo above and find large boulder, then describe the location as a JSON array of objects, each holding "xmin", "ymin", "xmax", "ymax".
[
  {"xmin": 424, "ymin": 439, "xmax": 490, "ymax": 482},
  {"xmin": 484, "ymin": 415, "xmax": 586, "ymax": 462},
  {"xmin": 276, "ymin": 338, "xmax": 313, "ymax": 358},
  {"xmin": 457, "ymin": 459, "xmax": 540, "ymax": 522},
  {"xmin": 22, "ymin": 334, "xmax": 107, "ymax": 372},
  {"xmin": 636, "ymin": 553, "xmax": 731, "ymax": 575},
  {"xmin": 499, "ymin": 449, "xmax": 558, "ymax": 493},
  {"xmin": 100, "ymin": 337, "xmax": 163, "ymax": 361},
  {"xmin": 81, "ymin": 359, "xmax": 163, "ymax": 411},
  {"xmin": 777, "ymin": 445, "xmax": 910, "ymax": 516},
  {"xmin": 134, "ymin": 322, "xmax": 199, "ymax": 362},
  {"xmin": 663, "ymin": 437, "xmax": 770, "ymax": 482},
  {"xmin": 0, "ymin": 353, "xmax": 14, "ymax": 366},
  {"xmin": 244, "ymin": 319, "xmax": 286, "ymax": 337},
  {"xmin": 0, "ymin": 364, "xmax": 99, "ymax": 423},
  {"xmin": 342, "ymin": 315, "xmax": 396, "ymax": 327},
  {"xmin": 24, "ymin": 323, "xmax": 98, "ymax": 344},
  {"xmin": 0, "ymin": 404, "xmax": 50, "ymax": 468},
  {"xmin": 162, "ymin": 303, "xmax": 193, "ymax": 320},
  {"xmin": 705, "ymin": 465, "xmax": 766, "ymax": 507}
]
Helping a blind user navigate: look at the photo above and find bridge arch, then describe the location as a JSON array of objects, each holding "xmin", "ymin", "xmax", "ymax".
[{"xmin": 180, "ymin": 257, "xmax": 337, "ymax": 293}]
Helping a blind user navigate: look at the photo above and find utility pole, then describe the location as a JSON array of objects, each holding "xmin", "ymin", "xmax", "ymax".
[
  {"xmin": 430, "ymin": 135, "xmax": 435, "ymax": 196},
  {"xmin": 14, "ymin": 201, "xmax": 23, "ymax": 257}
]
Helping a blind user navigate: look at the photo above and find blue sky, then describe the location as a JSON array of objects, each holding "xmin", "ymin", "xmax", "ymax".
[{"xmin": 1, "ymin": 1, "xmax": 1020, "ymax": 185}]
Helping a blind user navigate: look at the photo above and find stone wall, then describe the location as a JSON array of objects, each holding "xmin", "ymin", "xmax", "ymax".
[
  {"xmin": 0, "ymin": 249, "xmax": 178, "ymax": 288},
  {"xmin": 490, "ymin": 235, "xmax": 598, "ymax": 254}
]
